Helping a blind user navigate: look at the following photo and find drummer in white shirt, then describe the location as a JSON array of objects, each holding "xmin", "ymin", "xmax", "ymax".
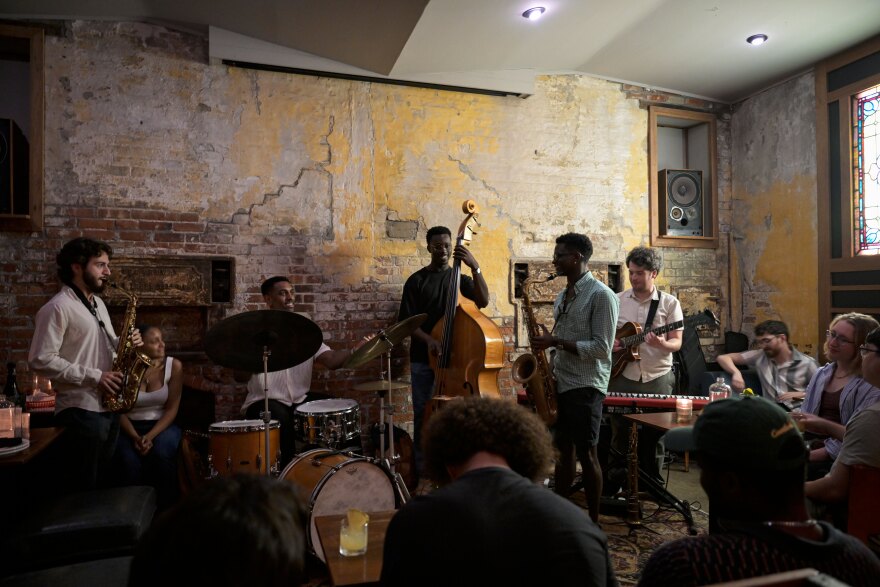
[{"xmin": 235, "ymin": 276, "xmax": 352, "ymax": 466}]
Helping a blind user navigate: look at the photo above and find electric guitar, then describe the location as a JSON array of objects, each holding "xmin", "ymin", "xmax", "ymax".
[{"xmin": 611, "ymin": 309, "xmax": 718, "ymax": 378}]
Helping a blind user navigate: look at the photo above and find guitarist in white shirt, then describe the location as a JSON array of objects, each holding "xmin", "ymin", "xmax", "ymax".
[{"xmin": 607, "ymin": 246, "xmax": 683, "ymax": 484}]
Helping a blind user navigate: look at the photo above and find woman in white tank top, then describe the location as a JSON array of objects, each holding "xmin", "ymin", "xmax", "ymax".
[{"xmin": 113, "ymin": 324, "xmax": 183, "ymax": 510}]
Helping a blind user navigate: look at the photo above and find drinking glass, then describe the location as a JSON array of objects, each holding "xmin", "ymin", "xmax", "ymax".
[{"xmin": 339, "ymin": 515, "xmax": 368, "ymax": 557}]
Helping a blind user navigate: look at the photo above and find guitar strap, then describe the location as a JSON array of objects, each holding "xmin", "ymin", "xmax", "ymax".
[{"xmin": 644, "ymin": 291, "xmax": 661, "ymax": 330}]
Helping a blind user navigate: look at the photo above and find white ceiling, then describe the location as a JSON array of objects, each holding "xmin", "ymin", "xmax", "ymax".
[{"xmin": 4, "ymin": 0, "xmax": 880, "ymax": 103}]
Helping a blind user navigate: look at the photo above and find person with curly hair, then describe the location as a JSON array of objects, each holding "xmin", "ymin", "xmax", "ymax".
[
  {"xmin": 607, "ymin": 245, "xmax": 684, "ymax": 486},
  {"xmin": 29, "ymin": 237, "xmax": 143, "ymax": 492},
  {"xmin": 381, "ymin": 397, "xmax": 616, "ymax": 587}
]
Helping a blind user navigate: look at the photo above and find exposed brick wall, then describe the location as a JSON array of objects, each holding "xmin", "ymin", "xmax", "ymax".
[{"xmin": 0, "ymin": 19, "xmax": 781, "ymax": 437}]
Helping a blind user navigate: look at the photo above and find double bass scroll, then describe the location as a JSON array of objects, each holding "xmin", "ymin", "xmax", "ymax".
[{"xmin": 428, "ymin": 200, "xmax": 504, "ymax": 406}]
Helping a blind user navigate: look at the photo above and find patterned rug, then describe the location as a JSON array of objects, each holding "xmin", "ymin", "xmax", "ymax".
[{"xmin": 568, "ymin": 492, "xmax": 711, "ymax": 586}]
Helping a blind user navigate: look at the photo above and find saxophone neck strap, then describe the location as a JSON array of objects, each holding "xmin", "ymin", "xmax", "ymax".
[{"xmin": 70, "ymin": 284, "xmax": 115, "ymax": 348}]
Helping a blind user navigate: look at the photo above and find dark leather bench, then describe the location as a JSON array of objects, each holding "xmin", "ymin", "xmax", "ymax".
[
  {"xmin": 0, "ymin": 556, "xmax": 132, "ymax": 587},
  {"xmin": 3, "ymin": 486, "xmax": 155, "ymax": 575}
]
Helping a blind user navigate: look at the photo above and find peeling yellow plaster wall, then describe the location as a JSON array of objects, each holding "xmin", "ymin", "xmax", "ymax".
[{"xmin": 745, "ymin": 176, "xmax": 818, "ymax": 347}]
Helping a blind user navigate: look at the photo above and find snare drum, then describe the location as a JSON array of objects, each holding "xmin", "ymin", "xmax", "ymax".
[
  {"xmin": 208, "ymin": 419, "xmax": 281, "ymax": 476},
  {"xmin": 280, "ymin": 448, "xmax": 397, "ymax": 561},
  {"xmin": 293, "ymin": 398, "xmax": 360, "ymax": 448}
]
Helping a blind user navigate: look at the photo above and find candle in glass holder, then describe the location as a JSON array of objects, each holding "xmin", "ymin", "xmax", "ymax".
[{"xmin": 676, "ymin": 398, "xmax": 693, "ymax": 422}]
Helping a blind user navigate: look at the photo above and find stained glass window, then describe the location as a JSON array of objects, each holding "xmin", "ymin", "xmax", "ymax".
[{"xmin": 853, "ymin": 85, "xmax": 880, "ymax": 255}]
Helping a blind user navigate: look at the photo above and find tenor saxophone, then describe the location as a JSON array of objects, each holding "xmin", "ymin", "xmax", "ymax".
[
  {"xmin": 512, "ymin": 273, "xmax": 558, "ymax": 426},
  {"xmin": 102, "ymin": 283, "xmax": 151, "ymax": 413}
]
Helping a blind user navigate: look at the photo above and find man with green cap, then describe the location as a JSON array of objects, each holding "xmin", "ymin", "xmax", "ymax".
[{"xmin": 638, "ymin": 395, "xmax": 880, "ymax": 586}]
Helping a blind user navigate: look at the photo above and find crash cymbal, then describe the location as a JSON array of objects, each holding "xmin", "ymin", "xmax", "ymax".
[
  {"xmin": 382, "ymin": 313, "xmax": 428, "ymax": 345},
  {"xmin": 343, "ymin": 314, "xmax": 428, "ymax": 369},
  {"xmin": 353, "ymin": 380, "xmax": 410, "ymax": 392},
  {"xmin": 205, "ymin": 310, "xmax": 323, "ymax": 373}
]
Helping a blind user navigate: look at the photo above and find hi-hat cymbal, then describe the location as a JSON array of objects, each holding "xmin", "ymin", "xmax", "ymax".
[
  {"xmin": 343, "ymin": 313, "xmax": 428, "ymax": 369},
  {"xmin": 205, "ymin": 310, "xmax": 323, "ymax": 373},
  {"xmin": 353, "ymin": 380, "xmax": 410, "ymax": 392}
]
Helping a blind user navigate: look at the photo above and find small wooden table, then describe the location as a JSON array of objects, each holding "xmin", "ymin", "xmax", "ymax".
[
  {"xmin": 315, "ymin": 510, "xmax": 397, "ymax": 586},
  {"xmin": 0, "ymin": 427, "xmax": 65, "ymax": 467},
  {"xmin": 623, "ymin": 411, "xmax": 699, "ymax": 534}
]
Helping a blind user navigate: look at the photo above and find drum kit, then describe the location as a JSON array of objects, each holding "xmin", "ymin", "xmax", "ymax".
[{"xmin": 204, "ymin": 309, "xmax": 426, "ymax": 560}]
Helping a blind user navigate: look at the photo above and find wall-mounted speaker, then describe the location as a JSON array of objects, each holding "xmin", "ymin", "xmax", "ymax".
[
  {"xmin": 0, "ymin": 118, "xmax": 29, "ymax": 216},
  {"xmin": 659, "ymin": 169, "xmax": 703, "ymax": 236}
]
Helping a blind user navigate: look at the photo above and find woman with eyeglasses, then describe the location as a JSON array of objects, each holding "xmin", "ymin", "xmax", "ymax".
[{"xmin": 792, "ymin": 312, "xmax": 880, "ymax": 480}]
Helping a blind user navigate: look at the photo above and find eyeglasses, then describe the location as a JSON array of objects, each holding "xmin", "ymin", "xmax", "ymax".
[
  {"xmin": 552, "ymin": 252, "xmax": 576, "ymax": 262},
  {"xmin": 859, "ymin": 345, "xmax": 880, "ymax": 357},
  {"xmin": 826, "ymin": 330, "xmax": 855, "ymax": 346},
  {"xmin": 756, "ymin": 336, "xmax": 779, "ymax": 346}
]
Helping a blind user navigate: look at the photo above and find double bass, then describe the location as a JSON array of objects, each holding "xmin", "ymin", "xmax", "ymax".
[{"xmin": 428, "ymin": 200, "xmax": 504, "ymax": 409}]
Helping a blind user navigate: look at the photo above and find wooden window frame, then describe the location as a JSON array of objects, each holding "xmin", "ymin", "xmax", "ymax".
[
  {"xmin": 0, "ymin": 23, "xmax": 44, "ymax": 232},
  {"xmin": 816, "ymin": 35, "xmax": 880, "ymax": 349},
  {"xmin": 648, "ymin": 106, "xmax": 718, "ymax": 249}
]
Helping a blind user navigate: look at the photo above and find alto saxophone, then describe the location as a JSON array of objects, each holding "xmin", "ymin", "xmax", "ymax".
[
  {"xmin": 102, "ymin": 283, "xmax": 151, "ymax": 413},
  {"xmin": 512, "ymin": 273, "xmax": 558, "ymax": 426}
]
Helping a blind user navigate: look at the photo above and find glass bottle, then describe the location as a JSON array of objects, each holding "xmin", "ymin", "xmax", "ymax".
[
  {"xmin": 708, "ymin": 377, "xmax": 731, "ymax": 401},
  {"xmin": 4, "ymin": 362, "xmax": 24, "ymax": 410}
]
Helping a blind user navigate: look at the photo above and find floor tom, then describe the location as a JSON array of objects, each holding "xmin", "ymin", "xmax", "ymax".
[{"xmin": 208, "ymin": 419, "xmax": 281, "ymax": 476}]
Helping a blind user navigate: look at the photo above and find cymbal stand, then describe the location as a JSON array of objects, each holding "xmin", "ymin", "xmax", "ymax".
[
  {"xmin": 377, "ymin": 347, "xmax": 411, "ymax": 504},
  {"xmin": 261, "ymin": 346, "xmax": 273, "ymax": 476}
]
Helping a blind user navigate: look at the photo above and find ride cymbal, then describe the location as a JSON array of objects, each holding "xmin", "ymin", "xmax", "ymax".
[
  {"xmin": 205, "ymin": 310, "xmax": 323, "ymax": 373},
  {"xmin": 343, "ymin": 313, "xmax": 427, "ymax": 369}
]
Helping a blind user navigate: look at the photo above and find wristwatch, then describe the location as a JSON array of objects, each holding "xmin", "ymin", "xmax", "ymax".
[
  {"xmin": 474, "ymin": 267, "xmax": 481, "ymax": 274},
  {"xmin": 555, "ymin": 339, "xmax": 564, "ymax": 351}
]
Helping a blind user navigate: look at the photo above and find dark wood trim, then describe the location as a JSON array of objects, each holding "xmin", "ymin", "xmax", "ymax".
[
  {"xmin": 648, "ymin": 106, "xmax": 719, "ymax": 249},
  {"xmin": 816, "ymin": 34, "xmax": 880, "ymax": 358},
  {"xmin": 0, "ymin": 23, "xmax": 44, "ymax": 232}
]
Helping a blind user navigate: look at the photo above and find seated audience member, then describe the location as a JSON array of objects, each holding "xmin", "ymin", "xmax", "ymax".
[
  {"xmin": 638, "ymin": 395, "xmax": 880, "ymax": 587},
  {"xmin": 381, "ymin": 397, "xmax": 616, "ymax": 587},
  {"xmin": 806, "ymin": 327, "xmax": 880, "ymax": 516},
  {"xmin": 129, "ymin": 474, "xmax": 308, "ymax": 587},
  {"xmin": 113, "ymin": 324, "xmax": 182, "ymax": 511},
  {"xmin": 715, "ymin": 319, "xmax": 817, "ymax": 407},
  {"xmin": 791, "ymin": 313, "xmax": 880, "ymax": 479}
]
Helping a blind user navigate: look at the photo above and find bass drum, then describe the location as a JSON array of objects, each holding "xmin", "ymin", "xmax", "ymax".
[{"xmin": 280, "ymin": 448, "xmax": 397, "ymax": 561}]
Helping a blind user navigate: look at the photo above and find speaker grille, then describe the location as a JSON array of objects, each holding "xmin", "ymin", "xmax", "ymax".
[
  {"xmin": 660, "ymin": 169, "xmax": 703, "ymax": 237},
  {"xmin": 668, "ymin": 174, "xmax": 700, "ymax": 207}
]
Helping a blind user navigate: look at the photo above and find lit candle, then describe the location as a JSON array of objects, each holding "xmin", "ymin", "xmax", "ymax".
[
  {"xmin": 0, "ymin": 406, "xmax": 13, "ymax": 439},
  {"xmin": 676, "ymin": 398, "xmax": 693, "ymax": 421}
]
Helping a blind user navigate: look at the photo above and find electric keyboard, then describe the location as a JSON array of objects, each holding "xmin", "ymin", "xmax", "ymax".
[{"xmin": 603, "ymin": 392, "xmax": 710, "ymax": 412}]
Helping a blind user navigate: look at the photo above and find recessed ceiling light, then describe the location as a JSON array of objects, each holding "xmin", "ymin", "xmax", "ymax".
[
  {"xmin": 522, "ymin": 7, "xmax": 546, "ymax": 21},
  {"xmin": 747, "ymin": 34, "xmax": 768, "ymax": 46}
]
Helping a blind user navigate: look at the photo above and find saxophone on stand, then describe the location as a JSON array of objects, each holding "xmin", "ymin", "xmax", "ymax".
[
  {"xmin": 102, "ymin": 283, "xmax": 151, "ymax": 413},
  {"xmin": 512, "ymin": 273, "xmax": 558, "ymax": 427}
]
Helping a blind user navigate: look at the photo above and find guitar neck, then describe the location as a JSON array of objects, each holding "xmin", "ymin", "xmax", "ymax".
[{"xmin": 621, "ymin": 319, "xmax": 684, "ymax": 347}]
